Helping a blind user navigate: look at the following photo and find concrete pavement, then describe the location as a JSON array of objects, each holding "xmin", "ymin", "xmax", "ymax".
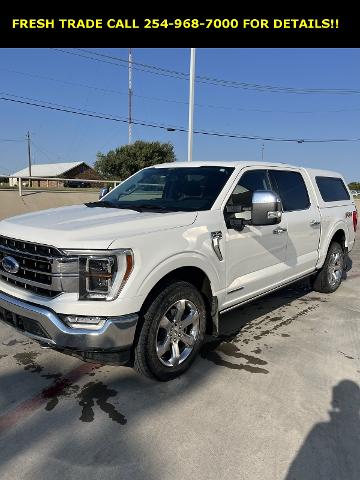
[{"xmin": 0, "ymin": 190, "xmax": 98, "ymax": 220}]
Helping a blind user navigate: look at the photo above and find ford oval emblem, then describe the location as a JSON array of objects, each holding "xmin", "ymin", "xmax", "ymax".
[{"xmin": 2, "ymin": 256, "xmax": 20, "ymax": 274}]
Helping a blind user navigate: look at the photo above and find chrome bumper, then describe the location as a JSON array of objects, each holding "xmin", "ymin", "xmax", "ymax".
[{"xmin": 0, "ymin": 291, "xmax": 138, "ymax": 353}]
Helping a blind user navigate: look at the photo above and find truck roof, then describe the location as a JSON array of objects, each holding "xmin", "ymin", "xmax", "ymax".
[{"xmin": 153, "ymin": 161, "xmax": 343, "ymax": 178}]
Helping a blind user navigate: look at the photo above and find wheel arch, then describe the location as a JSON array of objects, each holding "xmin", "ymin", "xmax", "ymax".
[
  {"xmin": 330, "ymin": 229, "xmax": 346, "ymax": 251},
  {"xmin": 317, "ymin": 223, "xmax": 348, "ymax": 269},
  {"xmin": 138, "ymin": 265, "xmax": 218, "ymax": 337}
]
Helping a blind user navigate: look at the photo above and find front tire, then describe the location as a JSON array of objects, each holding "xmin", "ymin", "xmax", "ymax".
[
  {"xmin": 134, "ymin": 281, "xmax": 206, "ymax": 381},
  {"xmin": 313, "ymin": 242, "xmax": 344, "ymax": 293}
]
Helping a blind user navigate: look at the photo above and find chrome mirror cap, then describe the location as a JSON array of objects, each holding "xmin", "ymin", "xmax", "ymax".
[
  {"xmin": 252, "ymin": 190, "xmax": 282, "ymax": 226},
  {"xmin": 252, "ymin": 190, "xmax": 281, "ymax": 205}
]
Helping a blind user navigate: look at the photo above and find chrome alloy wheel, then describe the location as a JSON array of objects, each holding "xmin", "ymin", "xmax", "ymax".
[
  {"xmin": 328, "ymin": 251, "xmax": 343, "ymax": 287},
  {"xmin": 156, "ymin": 299, "xmax": 200, "ymax": 367}
]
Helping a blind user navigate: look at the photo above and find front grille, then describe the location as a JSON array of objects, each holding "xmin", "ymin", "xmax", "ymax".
[{"xmin": 0, "ymin": 235, "xmax": 78, "ymax": 298}]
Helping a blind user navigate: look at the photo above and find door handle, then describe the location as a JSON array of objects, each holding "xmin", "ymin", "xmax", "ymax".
[
  {"xmin": 310, "ymin": 220, "xmax": 321, "ymax": 226},
  {"xmin": 273, "ymin": 227, "xmax": 287, "ymax": 235}
]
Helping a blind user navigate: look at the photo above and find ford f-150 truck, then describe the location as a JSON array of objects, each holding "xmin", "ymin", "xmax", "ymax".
[{"xmin": 0, "ymin": 161, "xmax": 357, "ymax": 380}]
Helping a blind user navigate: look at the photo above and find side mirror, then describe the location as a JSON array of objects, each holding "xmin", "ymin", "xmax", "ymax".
[
  {"xmin": 99, "ymin": 187, "xmax": 109, "ymax": 200},
  {"xmin": 225, "ymin": 205, "xmax": 251, "ymax": 230},
  {"xmin": 225, "ymin": 205, "xmax": 244, "ymax": 214},
  {"xmin": 251, "ymin": 190, "xmax": 282, "ymax": 226}
]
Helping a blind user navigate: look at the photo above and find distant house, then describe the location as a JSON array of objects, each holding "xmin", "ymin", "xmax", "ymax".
[{"xmin": 9, "ymin": 162, "xmax": 102, "ymax": 187}]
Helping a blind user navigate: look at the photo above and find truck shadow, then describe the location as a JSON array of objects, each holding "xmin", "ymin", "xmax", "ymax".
[
  {"xmin": 219, "ymin": 278, "xmax": 315, "ymax": 336},
  {"xmin": 220, "ymin": 248, "xmax": 354, "ymax": 338},
  {"xmin": 343, "ymin": 253, "xmax": 353, "ymax": 280}
]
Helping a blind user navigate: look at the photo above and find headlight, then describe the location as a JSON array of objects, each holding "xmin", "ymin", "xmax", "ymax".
[
  {"xmin": 82, "ymin": 257, "xmax": 115, "ymax": 296},
  {"xmin": 63, "ymin": 249, "xmax": 133, "ymax": 301}
]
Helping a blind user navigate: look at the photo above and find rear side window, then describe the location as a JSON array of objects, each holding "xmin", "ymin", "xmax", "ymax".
[
  {"xmin": 316, "ymin": 176, "xmax": 350, "ymax": 202},
  {"xmin": 269, "ymin": 170, "xmax": 310, "ymax": 212}
]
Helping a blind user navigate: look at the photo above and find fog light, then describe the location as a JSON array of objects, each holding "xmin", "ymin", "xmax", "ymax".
[{"xmin": 63, "ymin": 315, "xmax": 107, "ymax": 330}]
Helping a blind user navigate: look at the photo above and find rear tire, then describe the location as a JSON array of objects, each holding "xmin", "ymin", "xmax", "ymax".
[
  {"xmin": 134, "ymin": 281, "xmax": 206, "ymax": 381},
  {"xmin": 313, "ymin": 242, "xmax": 344, "ymax": 293}
]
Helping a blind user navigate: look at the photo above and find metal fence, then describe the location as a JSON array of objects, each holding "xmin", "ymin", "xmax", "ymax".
[{"xmin": 0, "ymin": 175, "xmax": 120, "ymax": 197}]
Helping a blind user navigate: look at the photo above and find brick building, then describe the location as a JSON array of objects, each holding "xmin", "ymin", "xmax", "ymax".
[{"xmin": 10, "ymin": 162, "xmax": 103, "ymax": 187}]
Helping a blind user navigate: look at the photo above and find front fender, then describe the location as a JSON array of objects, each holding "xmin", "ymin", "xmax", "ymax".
[{"xmin": 136, "ymin": 251, "xmax": 222, "ymax": 300}]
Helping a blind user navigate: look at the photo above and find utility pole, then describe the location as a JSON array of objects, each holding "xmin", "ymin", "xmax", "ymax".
[
  {"xmin": 27, "ymin": 131, "xmax": 32, "ymax": 176},
  {"xmin": 187, "ymin": 48, "xmax": 196, "ymax": 162},
  {"xmin": 261, "ymin": 143, "xmax": 265, "ymax": 162},
  {"xmin": 128, "ymin": 48, "xmax": 133, "ymax": 144}
]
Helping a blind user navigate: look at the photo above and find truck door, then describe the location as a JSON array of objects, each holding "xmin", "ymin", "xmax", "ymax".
[
  {"xmin": 268, "ymin": 169, "xmax": 321, "ymax": 277},
  {"xmin": 222, "ymin": 168, "xmax": 288, "ymax": 310}
]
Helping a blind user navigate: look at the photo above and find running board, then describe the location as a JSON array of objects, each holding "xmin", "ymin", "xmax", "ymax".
[{"xmin": 219, "ymin": 272, "xmax": 314, "ymax": 315}]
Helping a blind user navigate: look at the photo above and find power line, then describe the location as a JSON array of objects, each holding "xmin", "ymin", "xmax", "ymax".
[
  {"xmin": 0, "ymin": 67, "xmax": 129, "ymax": 97},
  {"xmin": 52, "ymin": 48, "xmax": 185, "ymax": 81},
  {"xmin": 31, "ymin": 140, "xmax": 55, "ymax": 162},
  {"xmin": 0, "ymin": 91, "xmax": 185, "ymax": 129},
  {"xmin": 75, "ymin": 48, "xmax": 189, "ymax": 77},
  {"xmin": 2, "ymin": 93, "xmax": 360, "ymax": 143},
  {"xmin": 3, "ymin": 66, "xmax": 360, "ymax": 114},
  {"xmin": 67, "ymin": 48, "xmax": 360, "ymax": 96},
  {"xmin": 0, "ymin": 91, "xmax": 127, "ymax": 121},
  {"xmin": 0, "ymin": 93, "xmax": 183, "ymax": 128},
  {"xmin": 0, "ymin": 138, "xmax": 25, "ymax": 142}
]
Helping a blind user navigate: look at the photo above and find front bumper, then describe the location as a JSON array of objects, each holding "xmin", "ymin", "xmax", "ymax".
[{"xmin": 0, "ymin": 290, "xmax": 138, "ymax": 360}]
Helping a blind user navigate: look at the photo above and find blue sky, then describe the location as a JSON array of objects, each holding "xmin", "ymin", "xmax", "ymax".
[{"xmin": 0, "ymin": 48, "xmax": 359, "ymax": 182}]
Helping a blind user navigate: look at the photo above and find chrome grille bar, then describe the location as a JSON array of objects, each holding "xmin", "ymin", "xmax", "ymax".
[
  {"xmin": 0, "ymin": 235, "xmax": 78, "ymax": 298},
  {"xmin": 0, "ymin": 243, "xmax": 55, "ymax": 262},
  {"xmin": 0, "ymin": 235, "xmax": 62, "ymax": 258},
  {"xmin": 1, "ymin": 270, "xmax": 63, "ymax": 291}
]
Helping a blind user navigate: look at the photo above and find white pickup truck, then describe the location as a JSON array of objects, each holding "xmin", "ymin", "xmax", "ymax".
[{"xmin": 0, "ymin": 161, "xmax": 357, "ymax": 380}]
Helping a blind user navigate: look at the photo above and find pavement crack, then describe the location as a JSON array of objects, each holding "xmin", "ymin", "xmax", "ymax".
[{"xmin": 338, "ymin": 351, "xmax": 357, "ymax": 360}]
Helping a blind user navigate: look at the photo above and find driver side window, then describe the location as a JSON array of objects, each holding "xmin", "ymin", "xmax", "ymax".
[{"xmin": 228, "ymin": 169, "xmax": 271, "ymax": 210}]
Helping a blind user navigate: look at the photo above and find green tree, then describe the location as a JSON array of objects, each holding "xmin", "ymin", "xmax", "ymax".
[
  {"xmin": 95, "ymin": 140, "xmax": 176, "ymax": 180},
  {"xmin": 348, "ymin": 182, "xmax": 360, "ymax": 191}
]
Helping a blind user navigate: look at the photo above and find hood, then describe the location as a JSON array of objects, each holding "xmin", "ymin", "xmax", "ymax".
[{"xmin": 0, "ymin": 204, "xmax": 198, "ymax": 250}]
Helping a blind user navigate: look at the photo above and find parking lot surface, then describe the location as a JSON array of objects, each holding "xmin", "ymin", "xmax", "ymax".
[
  {"xmin": 0, "ymin": 190, "xmax": 98, "ymax": 219},
  {"xmin": 0, "ymin": 206, "xmax": 359, "ymax": 479}
]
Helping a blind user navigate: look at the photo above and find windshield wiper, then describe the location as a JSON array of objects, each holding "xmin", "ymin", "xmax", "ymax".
[
  {"xmin": 132, "ymin": 204, "xmax": 175, "ymax": 212},
  {"xmin": 85, "ymin": 201, "xmax": 188, "ymax": 213},
  {"xmin": 84, "ymin": 201, "xmax": 144, "ymax": 212},
  {"xmin": 85, "ymin": 201, "xmax": 114, "ymax": 208}
]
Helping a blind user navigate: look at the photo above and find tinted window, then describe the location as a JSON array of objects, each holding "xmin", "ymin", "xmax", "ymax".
[
  {"xmin": 316, "ymin": 176, "xmax": 350, "ymax": 202},
  {"xmin": 269, "ymin": 170, "xmax": 310, "ymax": 211},
  {"xmin": 228, "ymin": 170, "xmax": 271, "ymax": 210},
  {"xmin": 95, "ymin": 166, "xmax": 234, "ymax": 212}
]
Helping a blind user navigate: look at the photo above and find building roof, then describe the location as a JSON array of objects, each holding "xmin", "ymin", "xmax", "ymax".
[{"xmin": 11, "ymin": 162, "xmax": 89, "ymax": 178}]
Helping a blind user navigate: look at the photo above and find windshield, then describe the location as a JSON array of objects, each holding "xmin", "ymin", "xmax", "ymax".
[{"xmin": 91, "ymin": 166, "xmax": 234, "ymax": 212}]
